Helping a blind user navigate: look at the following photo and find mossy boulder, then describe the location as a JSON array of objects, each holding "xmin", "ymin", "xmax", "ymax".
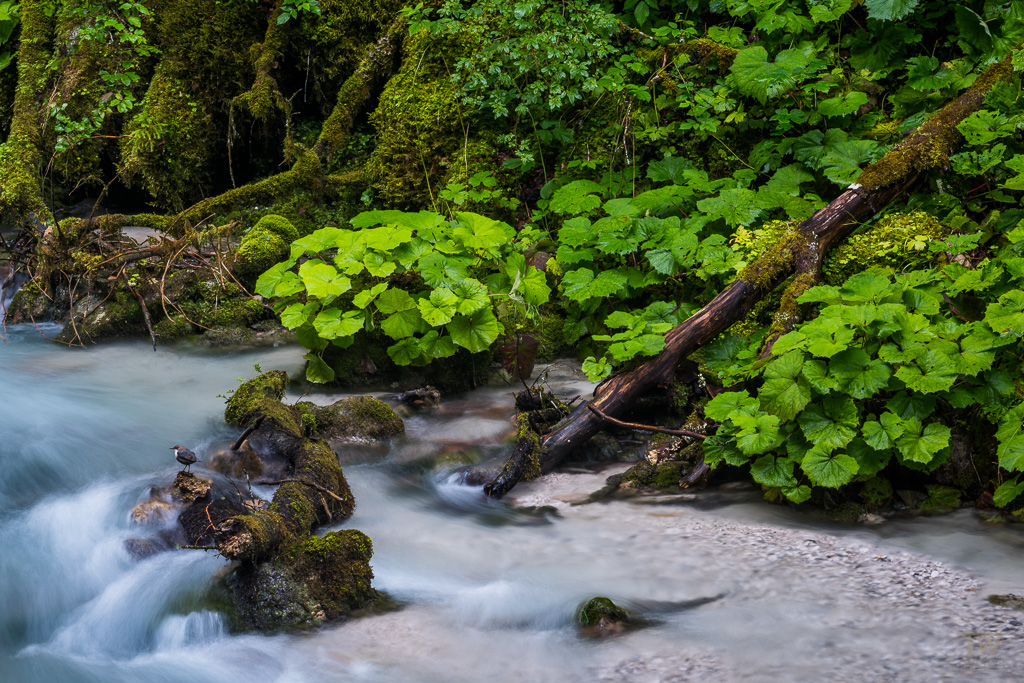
[
  {"xmin": 55, "ymin": 291, "xmax": 145, "ymax": 343},
  {"xmin": 252, "ymin": 214, "xmax": 299, "ymax": 243},
  {"xmin": 179, "ymin": 281, "xmax": 265, "ymax": 329},
  {"xmin": 577, "ymin": 597, "xmax": 631, "ymax": 637},
  {"xmin": 224, "ymin": 370, "xmax": 292, "ymax": 427},
  {"xmin": 225, "ymin": 530, "xmax": 378, "ymax": 631},
  {"xmin": 233, "ymin": 227, "xmax": 289, "ymax": 280},
  {"xmin": 297, "ymin": 395, "xmax": 405, "ymax": 442},
  {"xmin": 154, "ymin": 313, "xmax": 195, "ymax": 339},
  {"xmin": 619, "ymin": 459, "xmax": 686, "ymax": 490}
]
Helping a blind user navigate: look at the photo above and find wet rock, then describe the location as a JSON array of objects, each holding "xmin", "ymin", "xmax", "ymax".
[
  {"xmin": 208, "ymin": 440, "xmax": 265, "ymax": 479},
  {"xmin": 171, "ymin": 471, "xmax": 212, "ymax": 504},
  {"xmin": 577, "ymin": 597, "xmax": 630, "ymax": 638},
  {"xmin": 124, "ymin": 537, "xmax": 167, "ymax": 560},
  {"xmin": 297, "ymin": 396, "xmax": 405, "ymax": 443},
  {"xmin": 131, "ymin": 499, "xmax": 175, "ymax": 525},
  {"xmin": 226, "ymin": 530, "xmax": 378, "ymax": 631},
  {"xmin": 987, "ymin": 594, "xmax": 1024, "ymax": 611}
]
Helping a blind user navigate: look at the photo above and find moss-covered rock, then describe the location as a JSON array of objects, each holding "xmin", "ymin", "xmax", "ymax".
[
  {"xmin": 224, "ymin": 370, "xmax": 291, "ymax": 426},
  {"xmin": 179, "ymin": 281, "xmax": 265, "ymax": 329},
  {"xmin": 619, "ymin": 459, "xmax": 686, "ymax": 490},
  {"xmin": 154, "ymin": 313, "xmax": 195, "ymax": 339},
  {"xmin": 252, "ymin": 213, "xmax": 299, "ymax": 243},
  {"xmin": 225, "ymin": 530, "xmax": 378, "ymax": 631},
  {"xmin": 297, "ymin": 395, "xmax": 405, "ymax": 442},
  {"xmin": 232, "ymin": 228, "xmax": 289, "ymax": 280},
  {"xmin": 55, "ymin": 291, "xmax": 145, "ymax": 343}
]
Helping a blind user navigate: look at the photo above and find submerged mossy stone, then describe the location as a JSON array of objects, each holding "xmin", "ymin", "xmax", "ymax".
[
  {"xmin": 620, "ymin": 460, "xmax": 686, "ymax": 491},
  {"xmin": 296, "ymin": 396, "xmax": 405, "ymax": 442},
  {"xmin": 252, "ymin": 214, "xmax": 299, "ymax": 243},
  {"xmin": 225, "ymin": 530, "xmax": 377, "ymax": 631},
  {"xmin": 233, "ymin": 227, "xmax": 289, "ymax": 280}
]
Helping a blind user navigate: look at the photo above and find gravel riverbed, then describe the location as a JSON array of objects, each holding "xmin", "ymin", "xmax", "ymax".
[{"xmin": 507, "ymin": 467, "xmax": 1024, "ymax": 682}]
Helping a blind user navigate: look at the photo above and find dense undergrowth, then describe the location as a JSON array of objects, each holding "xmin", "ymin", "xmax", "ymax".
[{"xmin": 4, "ymin": 0, "xmax": 1024, "ymax": 511}]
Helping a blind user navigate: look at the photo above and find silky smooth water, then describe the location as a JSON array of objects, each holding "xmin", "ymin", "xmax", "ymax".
[{"xmin": 2, "ymin": 326, "xmax": 1023, "ymax": 682}]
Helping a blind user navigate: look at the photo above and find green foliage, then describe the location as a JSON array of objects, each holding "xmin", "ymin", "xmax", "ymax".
[
  {"xmin": 0, "ymin": 1, "xmax": 18, "ymax": 73},
  {"xmin": 404, "ymin": 0, "xmax": 618, "ymax": 118},
  {"xmin": 707, "ymin": 213, "xmax": 1024, "ymax": 504},
  {"xmin": 257, "ymin": 209, "xmax": 550, "ymax": 382}
]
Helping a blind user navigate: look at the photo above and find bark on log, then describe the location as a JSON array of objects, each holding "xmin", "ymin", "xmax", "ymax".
[{"xmin": 483, "ymin": 51, "xmax": 1017, "ymax": 498}]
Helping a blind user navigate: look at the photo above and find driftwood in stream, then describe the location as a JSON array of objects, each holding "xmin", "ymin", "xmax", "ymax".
[{"xmin": 483, "ymin": 52, "xmax": 1018, "ymax": 498}]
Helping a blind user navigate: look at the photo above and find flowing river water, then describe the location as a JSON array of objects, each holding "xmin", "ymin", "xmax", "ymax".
[{"xmin": 2, "ymin": 324, "xmax": 1024, "ymax": 681}]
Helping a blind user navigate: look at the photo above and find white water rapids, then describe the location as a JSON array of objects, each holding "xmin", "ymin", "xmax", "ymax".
[{"xmin": 2, "ymin": 324, "xmax": 1023, "ymax": 681}]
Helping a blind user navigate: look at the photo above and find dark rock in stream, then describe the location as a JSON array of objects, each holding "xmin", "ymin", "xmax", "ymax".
[{"xmin": 225, "ymin": 530, "xmax": 379, "ymax": 631}]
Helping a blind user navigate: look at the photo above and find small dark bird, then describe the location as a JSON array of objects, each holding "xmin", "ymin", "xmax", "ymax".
[{"xmin": 170, "ymin": 445, "xmax": 199, "ymax": 472}]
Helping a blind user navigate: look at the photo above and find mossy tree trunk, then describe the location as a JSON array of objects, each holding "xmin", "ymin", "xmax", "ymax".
[{"xmin": 483, "ymin": 52, "xmax": 1019, "ymax": 498}]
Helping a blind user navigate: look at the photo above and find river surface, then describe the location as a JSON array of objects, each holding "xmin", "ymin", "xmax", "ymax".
[{"xmin": 2, "ymin": 325, "xmax": 1023, "ymax": 681}]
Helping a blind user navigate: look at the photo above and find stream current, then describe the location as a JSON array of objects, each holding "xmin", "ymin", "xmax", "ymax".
[{"xmin": 2, "ymin": 324, "xmax": 1023, "ymax": 681}]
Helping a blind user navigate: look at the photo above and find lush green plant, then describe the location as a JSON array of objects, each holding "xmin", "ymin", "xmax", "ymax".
[
  {"xmin": 255, "ymin": 209, "xmax": 550, "ymax": 382},
  {"xmin": 701, "ymin": 217, "xmax": 1024, "ymax": 507},
  {"xmin": 0, "ymin": 1, "xmax": 18, "ymax": 73}
]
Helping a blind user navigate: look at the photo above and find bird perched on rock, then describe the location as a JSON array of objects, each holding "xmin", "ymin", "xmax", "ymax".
[{"xmin": 170, "ymin": 445, "xmax": 199, "ymax": 472}]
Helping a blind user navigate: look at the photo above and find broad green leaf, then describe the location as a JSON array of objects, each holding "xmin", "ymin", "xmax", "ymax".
[
  {"xmin": 353, "ymin": 282, "xmax": 389, "ymax": 309},
  {"xmin": 886, "ymin": 391, "xmax": 935, "ymax": 420},
  {"xmin": 418, "ymin": 287, "xmax": 458, "ymax": 326},
  {"xmin": 419, "ymin": 330, "xmax": 457, "ymax": 359},
  {"xmin": 381, "ymin": 307, "xmax": 423, "ymax": 340},
  {"xmin": 453, "ymin": 212, "xmax": 514, "ymax": 251},
  {"xmin": 894, "ymin": 348, "xmax": 957, "ymax": 393},
  {"xmin": 358, "ymin": 226, "xmax": 414, "ymax": 251},
  {"xmin": 313, "ymin": 308, "xmax": 363, "ymax": 340},
  {"xmin": 363, "ymin": 251, "xmax": 397, "ymax": 278},
  {"xmin": 452, "ymin": 278, "xmax": 490, "ymax": 315},
  {"xmin": 387, "ymin": 337, "xmax": 425, "ymax": 366},
  {"xmin": 830, "ymin": 349, "xmax": 891, "ymax": 399},
  {"xmin": 705, "ymin": 390, "xmax": 758, "ymax": 422},
  {"xmin": 376, "ymin": 288, "xmax": 417, "ymax": 314},
  {"xmin": 730, "ymin": 45, "xmax": 814, "ymax": 104},
  {"xmin": 994, "ymin": 477, "xmax": 1024, "ymax": 508},
  {"xmin": 894, "ymin": 419, "xmax": 950, "ymax": 464},
  {"xmin": 549, "ymin": 180, "xmax": 605, "ymax": 214},
  {"xmin": 281, "ymin": 301, "xmax": 317, "ymax": 329},
  {"xmin": 447, "ymin": 309, "xmax": 502, "ymax": 352},
  {"xmin": 802, "ymin": 359, "xmax": 838, "ymax": 393},
  {"xmin": 818, "ymin": 91, "xmax": 868, "ymax": 117},
  {"xmin": 703, "ymin": 434, "xmax": 746, "ymax": 467},
  {"xmin": 798, "ymin": 395, "xmax": 859, "ymax": 451},
  {"xmin": 256, "ymin": 262, "xmax": 299, "ymax": 298},
  {"xmin": 304, "ymin": 353, "xmax": 335, "ymax": 383},
  {"xmin": 998, "ymin": 435, "xmax": 1024, "ymax": 472},
  {"xmin": 840, "ymin": 270, "xmax": 895, "ymax": 303},
  {"xmin": 986, "ymin": 290, "xmax": 1024, "ymax": 336},
  {"xmin": 783, "ymin": 485, "xmax": 812, "ymax": 503},
  {"xmin": 751, "ymin": 455, "xmax": 798, "ymax": 487},
  {"xmin": 848, "ymin": 437, "xmax": 891, "ymax": 477},
  {"xmin": 350, "ymin": 209, "xmax": 444, "ymax": 232},
  {"xmin": 519, "ymin": 267, "xmax": 551, "ymax": 306},
  {"xmin": 760, "ymin": 350, "xmax": 812, "ymax": 421},
  {"xmin": 290, "ymin": 226, "xmax": 344, "ymax": 255},
  {"xmin": 862, "ymin": 411, "xmax": 905, "ymax": 450},
  {"xmin": 733, "ymin": 413, "xmax": 782, "ymax": 455},
  {"xmin": 801, "ymin": 447, "xmax": 859, "ymax": 488},
  {"xmin": 864, "ymin": 0, "xmax": 921, "ymax": 21},
  {"xmin": 299, "ymin": 261, "xmax": 351, "ymax": 299},
  {"xmin": 696, "ymin": 188, "xmax": 762, "ymax": 227}
]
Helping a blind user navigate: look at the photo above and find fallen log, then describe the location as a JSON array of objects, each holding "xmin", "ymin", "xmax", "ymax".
[{"xmin": 483, "ymin": 51, "xmax": 1017, "ymax": 498}]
